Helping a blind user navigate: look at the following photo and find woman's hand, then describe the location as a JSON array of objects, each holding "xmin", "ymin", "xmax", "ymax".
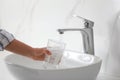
[{"xmin": 31, "ymin": 48, "xmax": 51, "ymax": 61}]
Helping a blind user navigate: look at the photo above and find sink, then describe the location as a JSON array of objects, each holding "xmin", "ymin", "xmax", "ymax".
[{"xmin": 4, "ymin": 50, "xmax": 102, "ymax": 80}]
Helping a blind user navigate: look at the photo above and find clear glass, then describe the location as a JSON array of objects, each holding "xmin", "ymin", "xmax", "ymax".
[{"xmin": 45, "ymin": 39, "xmax": 66, "ymax": 65}]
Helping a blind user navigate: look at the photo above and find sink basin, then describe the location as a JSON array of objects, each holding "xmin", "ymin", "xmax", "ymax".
[{"xmin": 4, "ymin": 50, "xmax": 102, "ymax": 80}]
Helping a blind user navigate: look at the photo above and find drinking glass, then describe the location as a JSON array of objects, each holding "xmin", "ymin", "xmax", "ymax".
[{"xmin": 45, "ymin": 39, "xmax": 66, "ymax": 65}]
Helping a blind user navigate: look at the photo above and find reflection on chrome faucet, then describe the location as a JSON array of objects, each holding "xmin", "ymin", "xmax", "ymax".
[{"xmin": 58, "ymin": 15, "xmax": 94, "ymax": 55}]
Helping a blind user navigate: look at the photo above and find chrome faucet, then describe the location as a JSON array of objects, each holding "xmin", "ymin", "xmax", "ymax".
[{"xmin": 58, "ymin": 15, "xmax": 94, "ymax": 55}]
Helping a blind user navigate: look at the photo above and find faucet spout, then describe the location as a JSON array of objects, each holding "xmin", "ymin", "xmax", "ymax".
[
  {"xmin": 58, "ymin": 28, "xmax": 94, "ymax": 55},
  {"xmin": 57, "ymin": 16, "xmax": 94, "ymax": 55}
]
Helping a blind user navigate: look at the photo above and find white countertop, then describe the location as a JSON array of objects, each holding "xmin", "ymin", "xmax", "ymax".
[{"xmin": 0, "ymin": 51, "xmax": 16, "ymax": 80}]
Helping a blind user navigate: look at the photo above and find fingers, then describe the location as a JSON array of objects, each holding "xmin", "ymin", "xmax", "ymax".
[
  {"xmin": 35, "ymin": 48, "xmax": 51, "ymax": 55},
  {"xmin": 44, "ymin": 48, "xmax": 51, "ymax": 55},
  {"xmin": 40, "ymin": 47, "xmax": 51, "ymax": 55},
  {"xmin": 32, "ymin": 54, "xmax": 45, "ymax": 61},
  {"xmin": 31, "ymin": 48, "xmax": 51, "ymax": 61}
]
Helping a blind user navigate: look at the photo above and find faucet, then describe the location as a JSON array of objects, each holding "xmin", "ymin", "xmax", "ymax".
[{"xmin": 58, "ymin": 15, "xmax": 94, "ymax": 55}]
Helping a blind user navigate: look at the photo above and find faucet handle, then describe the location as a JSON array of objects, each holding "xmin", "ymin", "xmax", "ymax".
[
  {"xmin": 84, "ymin": 20, "xmax": 94, "ymax": 28},
  {"xmin": 73, "ymin": 15, "xmax": 94, "ymax": 28}
]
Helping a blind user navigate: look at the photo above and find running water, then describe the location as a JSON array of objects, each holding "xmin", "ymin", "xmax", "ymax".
[{"xmin": 58, "ymin": 33, "xmax": 64, "ymax": 42}]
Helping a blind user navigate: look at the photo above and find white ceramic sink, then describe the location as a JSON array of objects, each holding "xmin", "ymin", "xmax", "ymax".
[{"xmin": 4, "ymin": 50, "xmax": 102, "ymax": 80}]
